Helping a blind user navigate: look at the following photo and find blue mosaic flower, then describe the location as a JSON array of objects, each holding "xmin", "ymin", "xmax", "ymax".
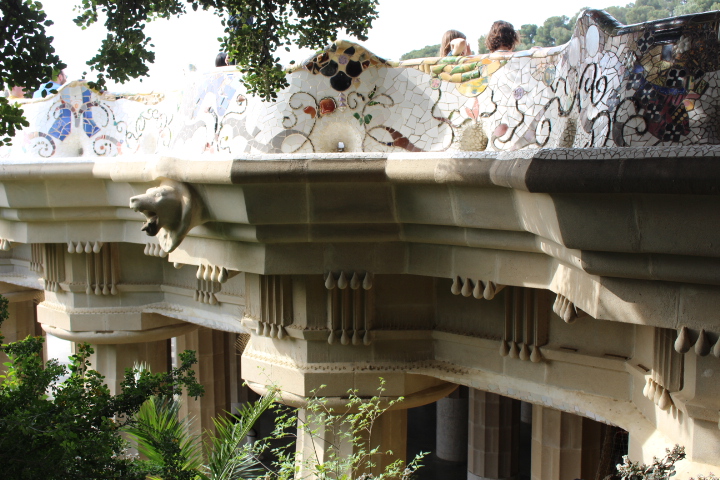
[
  {"xmin": 665, "ymin": 68, "xmax": 687, "ymax": 89},
  {"xmin": 626, "ymin": 67, "xmax": 645, "ymax": 91},
  {"xmin": 304, "ymin": 42, "xmax": 381, "ymax": 92},
  {"xmin": 638, "ymin": 83, "xmax": 657, "ymax": 106},
  {"xmin": 48, "ymin": 88, "xmax": 100, "ymax": 141},
  {"xmin": 645, "ymin": 102, "xmax": 664, "ymax": 123},
  {"xmin": 636, "ymin": 30, "xmax": 654, "ymax": 54}
]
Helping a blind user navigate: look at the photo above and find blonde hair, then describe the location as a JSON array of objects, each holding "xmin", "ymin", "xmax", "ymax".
[{"xmin": 439, "ymin": 30, "xmax": 467, "ymax": 56}]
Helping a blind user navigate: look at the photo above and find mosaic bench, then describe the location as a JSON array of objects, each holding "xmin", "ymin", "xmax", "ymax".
[{"xmin": 3, "ymin": 8, "xmax": 720, "ymax": 158}]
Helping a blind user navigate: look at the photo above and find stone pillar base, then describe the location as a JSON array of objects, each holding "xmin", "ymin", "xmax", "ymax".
[
  {"xmin": 437, "ymin": 387, "xmax": 469, "ymax": 462},
  {"xmin": 467, "ymin": 390, "xmax": 520, "ymax": 480},
  {"xmin": 531, "ymin": 405, "xmax": 605, "ymax": 480}
]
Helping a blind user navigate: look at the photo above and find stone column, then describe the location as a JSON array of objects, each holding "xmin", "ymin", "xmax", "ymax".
[
  {"xmin": 296, "ymin": 408, "xmax": 352, "ymax": 478},
  {"xmin": 369, "ymin": 409, "xmax": 408, "ymax": 475},
  {"xmin": 295, "ymin": 407, "xmax": 408, "ymax": 479},
  {"xmin": 531, "ymin": 405, "xmax": 597, "ymax": 480},
  {"xmin": 467, "ymin": 390, "xmax": 520, "ymax": 480},
  {"xmin": 91, "ymin": 340, "xmax": 169, "ymax": 394},
  {"xmin": 226, "ymin": 332, "xmax": 250, "ymax": 414},
  {"xmin": 436, "ymin": 386, "xmax": 469, "ymax": 462},
  {"xmin": 177, "ymin": 327, "xmax": 233, "ymax": 436}
]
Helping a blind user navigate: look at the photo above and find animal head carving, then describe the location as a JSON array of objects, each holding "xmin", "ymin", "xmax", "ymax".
[{"xmin": 129, "ymin": 180, "xmax": 204, "ymax": 253}]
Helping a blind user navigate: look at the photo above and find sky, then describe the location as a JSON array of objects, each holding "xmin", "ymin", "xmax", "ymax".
[{"xmin": 40, "ymin": 0, "xmax": 610, "ymax": 92}]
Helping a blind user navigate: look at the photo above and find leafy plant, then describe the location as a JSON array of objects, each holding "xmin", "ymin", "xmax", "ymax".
[
  {"xmin": 265, "ymin": 379, "xmax": 426, "ymax": 480},
  {"xmin": 126, "ymin": 392, "xmax": 275, "ymax": 480},
  {"xmin": 0, "ymin": 302, "xmax": 204, "ymax": 480},
  {"xmin": 616, "ymin": 445, "xmax": 686, "ymax": 480},
  {"xmin": 205, "ymin": 395, "xmax": 275, "ymax": 480},
  {"xmin": 126, "ymin": 396, "xmax": 205, "ymax": 480}
]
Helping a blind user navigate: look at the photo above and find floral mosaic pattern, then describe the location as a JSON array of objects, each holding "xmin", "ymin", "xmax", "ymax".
[
  {"xmin": 5, "ymin": 9, "xmax": 720, "ymax": 158},
  {"xmin": 294, "ymin": 40, "xmax": 391, "ymax": 92},
  {"xmin": 1, "ymin": 82, "xmax": 172, "ymax": 158}
]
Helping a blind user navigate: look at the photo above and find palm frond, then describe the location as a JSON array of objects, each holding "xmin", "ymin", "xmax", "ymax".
[
  {"xmin": 204, "ymin": 392, "xmax": 276, "ymax": 480},
  {"xmin": 126, "ymin": 396, "xmax": 205, "ymax": 478}
]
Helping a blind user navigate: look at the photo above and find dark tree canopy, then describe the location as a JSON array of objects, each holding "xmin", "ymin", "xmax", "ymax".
[
  {"xmin": 0, "ymin": 0, "xmax": 66, "ymax": 146},
  {"xmin": 0, "ymin": 0, "xmax": 380, "ymax": 145}
]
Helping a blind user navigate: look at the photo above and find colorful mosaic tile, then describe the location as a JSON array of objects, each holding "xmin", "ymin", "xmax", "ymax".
[{"xmin": 5, "ymin": 9, "xmax": 720, "ymax": 158}]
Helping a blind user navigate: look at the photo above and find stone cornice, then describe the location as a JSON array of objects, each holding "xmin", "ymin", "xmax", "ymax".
[
  {"xmin": 3, "ymin": 146, "xmax": 720, "ymax": 193},
  {"xmin": 2, "ymin": 150, "xmax": 720, "ymax": 331}
]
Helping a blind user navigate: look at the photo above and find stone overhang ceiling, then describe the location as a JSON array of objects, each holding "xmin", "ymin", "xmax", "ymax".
[{"xmin": 1, "ymin": 148, "xmax": 720, "ymax": 332}]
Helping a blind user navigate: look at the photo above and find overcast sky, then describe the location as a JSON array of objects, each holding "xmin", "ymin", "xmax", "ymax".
[{"xmin": 41, "ymin": 0, "xmax": 608, "ymax": 92}]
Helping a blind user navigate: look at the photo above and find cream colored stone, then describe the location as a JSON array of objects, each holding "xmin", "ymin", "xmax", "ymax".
[
  {"xmin": 468, "ymin": 390, "xmax": 519, "ymax": 480},
  {"xmin": 0, "ymin": 146, "xmax": 720, "ymax": 473},
  {"xmin": 177, "ymin": 328, "xmax": 240, "ymax": 436},
  {"xmin": 90, "ymin": 340, "xmax": 168, "ymax": 395}
]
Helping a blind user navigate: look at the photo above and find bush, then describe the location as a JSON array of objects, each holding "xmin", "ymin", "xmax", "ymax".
[{"xmin": 0, "ymin": 301, "xmax": 203, "ymax": 480}]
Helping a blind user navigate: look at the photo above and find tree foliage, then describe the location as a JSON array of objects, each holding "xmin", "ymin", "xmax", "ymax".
[
  {"xmin": 0, "ymin": 0, "xmax": 66, "ymax": 146},
  {"xmin": 0, "ymin": 304, "xmax": 204, "ymax": 480},
  {"xmin": 0, "ymin": 0, "xmax": 380, "ymax": 143},
  {"xmin": 534, "ymin": 14, "xmax": 578, "ymax": 47},
  {"xmin": 675, "ymin": 0, "xmax": 720, "ymax": 15},
  {"xmin": 516, "ymin": 24, "xmax": 538, "ymax": 51},
  {"xmin": 72, "ymin": 0, "xmax": 378, "ymax": 99}
]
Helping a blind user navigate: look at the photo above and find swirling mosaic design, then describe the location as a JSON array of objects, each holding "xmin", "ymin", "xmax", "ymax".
[{"xmin": 5, "ymin": 9, "xmax": 720, "ymax": 158}]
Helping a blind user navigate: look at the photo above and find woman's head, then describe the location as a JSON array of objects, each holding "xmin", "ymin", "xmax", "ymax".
[
  {"xmin": 440, "ymin": 30, "xmax": 467, "ymax": 56},
  {"xmin": 485, "ymin": 21, "xmax": 520, "ymax": 52}
]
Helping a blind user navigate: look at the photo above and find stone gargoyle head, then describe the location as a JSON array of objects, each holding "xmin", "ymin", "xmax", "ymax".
[{"xmin": 129, "ymin": 179, "xmax": 205, "ymax": 253}]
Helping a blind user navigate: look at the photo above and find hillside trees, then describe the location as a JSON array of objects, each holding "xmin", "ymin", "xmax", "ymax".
[{"xmin": 400, "ymin": 44, "xmax": 441, "ymax": 60}]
